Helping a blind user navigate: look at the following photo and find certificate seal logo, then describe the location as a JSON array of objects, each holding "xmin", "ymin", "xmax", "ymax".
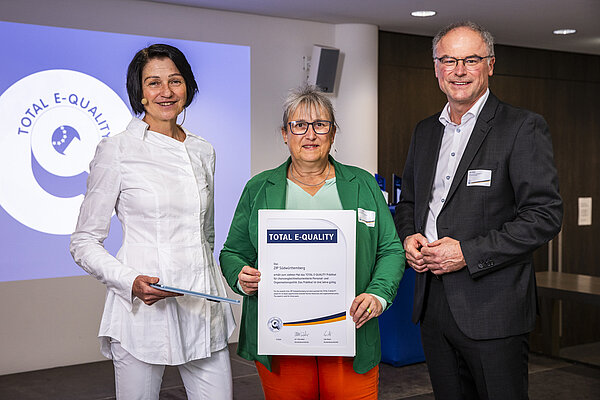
[
  {"xmin": 267, "ymin": 317, "xmax": 283, "ymax": 332},
  {"xmin": 0, "ymin": 69, "xmax": 130, "ymax": 234}
]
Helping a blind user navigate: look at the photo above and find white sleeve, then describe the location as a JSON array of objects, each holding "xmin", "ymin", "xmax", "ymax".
[
  {"xmin": 368, "ymin": 293, "xmax": 388, "ymax": 311},
  {"xmin": 69, "ymin": 138, "xmax": 139, "ymax": 310}
]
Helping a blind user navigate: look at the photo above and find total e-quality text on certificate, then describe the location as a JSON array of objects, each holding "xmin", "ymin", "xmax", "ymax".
[{"xmin": 257, "ymin": 209, "xmax": 356, "ymax": 356}]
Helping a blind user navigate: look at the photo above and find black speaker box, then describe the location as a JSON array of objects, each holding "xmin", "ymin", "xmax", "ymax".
[{"xmin": 308, "ymin": 45, "xmax": 340, "ymax": 93}]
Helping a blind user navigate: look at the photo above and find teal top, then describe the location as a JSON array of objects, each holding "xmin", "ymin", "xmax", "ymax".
[
  {"xmin": 219, "ymin": 156, "xmax": 405, "ymax": 374},
  {"xmin": 285, "ymin": 178, "xmax": 343, "ymax": 210},
  {"xmin": 286, "ymin": 177, "xmax": 387, "ymax": 309}
]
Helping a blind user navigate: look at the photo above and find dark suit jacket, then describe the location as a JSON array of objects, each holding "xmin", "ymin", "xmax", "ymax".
[{"xmin": 395, "ymin": 92, "xmax": 563, "ymax": 340}]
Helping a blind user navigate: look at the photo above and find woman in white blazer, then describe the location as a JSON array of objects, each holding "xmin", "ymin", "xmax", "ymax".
[{"xmin": 70, "ymin": 44, "xmax": 235, "ymax": 400}]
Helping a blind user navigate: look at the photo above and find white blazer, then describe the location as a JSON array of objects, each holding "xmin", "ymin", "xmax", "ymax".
[{"xmin": 70, "ymin": 117, "xmax": 235, "ymax": 365}]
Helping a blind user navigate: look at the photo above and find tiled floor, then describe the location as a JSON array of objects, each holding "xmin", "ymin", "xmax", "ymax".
[
  {"xmin": 560, "ymin": 341, "xmax": 600, "ymax": 367},
  {"xmin": 0, "ymin": 344, "xmax": 598, "ymax": 399}
]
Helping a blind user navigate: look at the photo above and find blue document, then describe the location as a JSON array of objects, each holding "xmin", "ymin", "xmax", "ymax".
[{"xmin": 150, "ymin": 284, "xmax": 240, "ymax": 304}]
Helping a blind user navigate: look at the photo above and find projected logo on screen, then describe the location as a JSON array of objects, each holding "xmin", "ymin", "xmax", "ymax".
[{"xmin": 0, "ymin": 69, "xmax": 130, "ymax": 235}]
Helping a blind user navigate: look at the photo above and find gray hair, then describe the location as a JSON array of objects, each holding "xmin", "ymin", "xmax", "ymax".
[
  {"xmin": 281, "ymin": 84, "xmax": 336, "ymax": 130},
  {"xmin": 432, "ymin": 21, "xmax": 495, "ymax": 59}
]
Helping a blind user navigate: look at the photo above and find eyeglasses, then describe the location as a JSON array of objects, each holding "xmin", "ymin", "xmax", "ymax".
[
  {"xmin": 288, "ymin": 120, "xmax": 333, "ymax": 135},
  {"xmin": 434, "ymin": 55, "xmax": 493, "ymax": 70}
]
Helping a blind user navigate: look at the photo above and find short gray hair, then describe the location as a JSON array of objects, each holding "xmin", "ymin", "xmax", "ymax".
[
  {"xmin": 281, "ymin": 84, "xmax": 336, "ymax": 130},
  {"xmin": 432, "ymin": 21, "xmax": 495, "ymax": 59}
]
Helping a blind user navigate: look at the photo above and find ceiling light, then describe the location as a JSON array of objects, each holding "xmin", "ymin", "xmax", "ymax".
[
  {"xmin": 411, "ymin": 10, "xmax": 436, "ymax": 18},
  {"xmin": 553, "ymin": 29, "xmax": 576, "ymax": 35}
]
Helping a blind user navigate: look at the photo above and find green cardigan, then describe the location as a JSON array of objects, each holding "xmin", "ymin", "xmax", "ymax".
[{"xmin": 219, "ymin": 157, "xmax": 405, "ymax": 374}]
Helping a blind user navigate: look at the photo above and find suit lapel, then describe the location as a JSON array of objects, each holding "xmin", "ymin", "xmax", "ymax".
[
  {"xmin": 444, "ymin": 93, "xmax": 498, "ymax": 207},
  {"xmin": 416, "ymin": 119, "xmax": 444, "ymax": 229},
  {"xmin": 249, "ymin": 161, "xmax": 287, "ymax": 250},
  {"xmin": 264, "ymin": 159, "xmax": 289, "ymax": 209},
  {"xmin": 333, "ymin": 158, "xmax": 358, "ymax": 211}
]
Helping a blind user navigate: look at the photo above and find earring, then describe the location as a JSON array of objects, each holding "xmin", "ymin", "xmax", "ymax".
[{"xmin": 141, "ymin": 98, "xmax": 148, "ymax": 105}]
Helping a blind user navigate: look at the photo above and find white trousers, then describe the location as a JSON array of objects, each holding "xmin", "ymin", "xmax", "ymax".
[{"xmin": 110, "ymin": 340, "xmax": 233, "ymax": 400}]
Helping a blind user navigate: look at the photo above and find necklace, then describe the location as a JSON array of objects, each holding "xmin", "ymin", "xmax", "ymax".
[{"xmin": 290, "ymin": 162, "xmax": 331, "ymax": 187}]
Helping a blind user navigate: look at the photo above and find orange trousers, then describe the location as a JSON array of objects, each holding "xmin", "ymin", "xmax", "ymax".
[{"xmin": 255, "ymin": 356, "xmax": 379, "ymax": 399}]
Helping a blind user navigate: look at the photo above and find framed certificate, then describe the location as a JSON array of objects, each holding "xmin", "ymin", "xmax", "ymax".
[{"xmin": 257, "ymin": 209, "xmax": 356, "ymax": 356}]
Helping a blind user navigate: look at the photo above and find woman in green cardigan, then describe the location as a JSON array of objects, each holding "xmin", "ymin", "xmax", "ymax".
[{"xmin": 219, "ymin": 85, "xmax": 404, "ymax": 399}]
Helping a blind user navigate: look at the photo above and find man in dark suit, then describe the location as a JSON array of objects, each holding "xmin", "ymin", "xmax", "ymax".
[{"xmin": 394, "ymin": 21, "xmax": 563, "ymax": 400}]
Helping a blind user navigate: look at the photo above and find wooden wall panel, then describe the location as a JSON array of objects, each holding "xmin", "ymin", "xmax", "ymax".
[
  {"xmin": 379, "ymin": 31, "xmax": 600, "ymax": 348},
  {"xmin": 378, "ymin": 32, "xmax": 446, "ymax": 194}
]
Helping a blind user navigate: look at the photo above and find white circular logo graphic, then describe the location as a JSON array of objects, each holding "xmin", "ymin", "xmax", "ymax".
[
  {"xmin": 0, "ymin": 69, "xmax": 131, "ymax": 234},
  {"xmin": 268, "ymin": 317, "xmax": 283, "ymax": 332}
]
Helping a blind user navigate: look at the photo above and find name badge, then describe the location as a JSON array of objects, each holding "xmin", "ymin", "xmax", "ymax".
[
  {"xmin": 467, "ymin": 169, "xmax": 492, "ymax": 187},
  {"xmin": 358, "ymin": 208, "xmax": 376, "ymax": 228}
]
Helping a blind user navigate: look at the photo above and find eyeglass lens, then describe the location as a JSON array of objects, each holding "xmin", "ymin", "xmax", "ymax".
[
  {"xmin": 438, "ymin": 56, "xmax": 490, "ymax": 69},
  {"xmin": 289, "ymin": 121, "xmax": 331, "ymax": 135}
]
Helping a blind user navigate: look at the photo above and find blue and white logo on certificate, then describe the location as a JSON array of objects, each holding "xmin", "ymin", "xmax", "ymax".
[
  {"xmin": 267, "ymin": 317, "xmax": 283, "ymax": 332},
  {"xmin": 257, "ymin": 209, "xmax": 356, "ymax": 356}
]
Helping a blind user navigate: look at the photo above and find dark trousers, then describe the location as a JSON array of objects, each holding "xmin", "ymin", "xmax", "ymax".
[{"xmin": 420, "ymin": 275, "xmax": 529, "ymax": 400}]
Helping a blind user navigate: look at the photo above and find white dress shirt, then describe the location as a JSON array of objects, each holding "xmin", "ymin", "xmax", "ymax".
[
  {"xmin": 425, "ymin": 90, "xmax": 490, "ymax": 243},
  {"xmin": 70, "ymin": 118, "xmax": 235, "ymax": 365}
]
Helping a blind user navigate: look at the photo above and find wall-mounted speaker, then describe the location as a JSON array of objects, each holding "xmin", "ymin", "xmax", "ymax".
[{"xmin": 308, "ymin": 45, "xmax": 340, "ymax": 93}]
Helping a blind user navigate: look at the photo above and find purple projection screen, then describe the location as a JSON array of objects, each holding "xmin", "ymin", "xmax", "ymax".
[{"xmin": 0, "ymin": 21, "xmax": 250, "ymax": 282}]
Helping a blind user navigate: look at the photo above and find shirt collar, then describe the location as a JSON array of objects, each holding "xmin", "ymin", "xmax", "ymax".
[
  {"xmin": 126, "ymin": 117, "xmax": 194, "ymax": 144},
  {"xmin": 126, "ymin": 117, "xmax": 149, "ymax": 139},
  {"xmin": 439, "ymin": 88, "xmax": 490, "ymax": 127}
]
